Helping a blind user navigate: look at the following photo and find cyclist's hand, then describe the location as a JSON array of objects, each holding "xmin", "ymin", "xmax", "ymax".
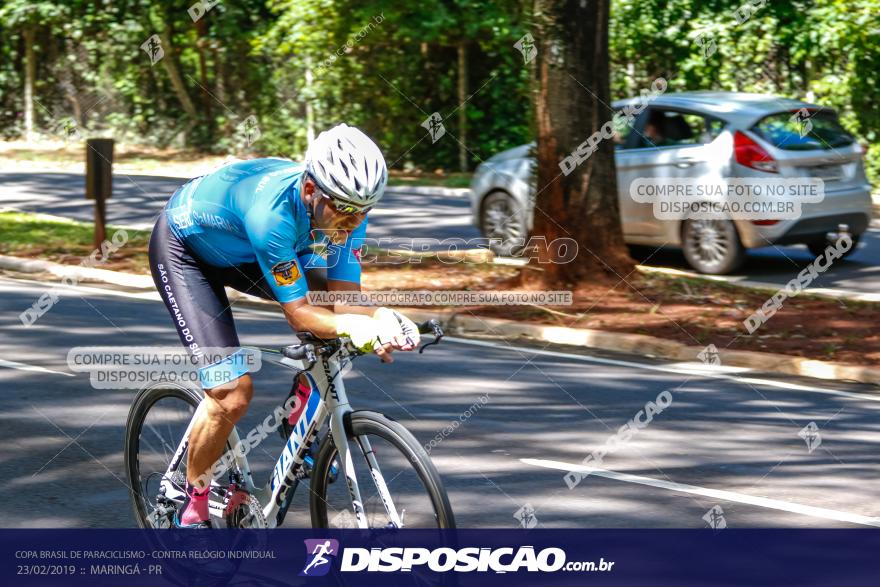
[
  {"xmin": 373, "ymin": 307, "xmax": 421, "ymax": 351},
  {"xmin": 336, "ymin": 314, "xmax": 398, "ymax": 361}
]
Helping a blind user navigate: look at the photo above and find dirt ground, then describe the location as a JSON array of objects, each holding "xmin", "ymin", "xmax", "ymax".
[{"xmin": 361, "ymin": 261, "xmax": 880, "ymax": 366}]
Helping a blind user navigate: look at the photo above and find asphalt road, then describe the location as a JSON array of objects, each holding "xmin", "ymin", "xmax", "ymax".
[
  {"xmin": 2, "ymin": 274, "xmax": 879, "ymax": 529},
  {"xmin": 0, "ymin": 171, "xmax": 481, "ymax": 244},
  {"xmin": 1, "ymin": 170, "xmax": 878, "ymax": 294}
]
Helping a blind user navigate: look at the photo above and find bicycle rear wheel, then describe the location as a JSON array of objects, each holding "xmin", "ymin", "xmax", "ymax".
[
  {"xmin": 124, "ymin": 382, "xmax": 257, "ymax": 528},
  {"xmin": 124, "ymin": 382, "xmax": 202, "ymax": 528},
  {"xmin": 309, "ymin": 410, "xmax": 455, "ymax": 529}
]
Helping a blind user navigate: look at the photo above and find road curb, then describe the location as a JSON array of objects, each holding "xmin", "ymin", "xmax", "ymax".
[
  {"xmin": 365, "ymin": 246, "xmax": 494, "ymax": 264},
  {"xmin": 2, "ymin": 253, "xmax": 877, "ymax": 387},
  {"xmin": 396, "ymin": 309, "xmax": 880, "ymax": 386},
  {"xmin": 0, "ymin": 254, "xmax": 154, "ymax": 289}
]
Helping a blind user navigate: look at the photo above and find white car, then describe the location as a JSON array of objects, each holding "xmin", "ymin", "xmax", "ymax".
[{"xmin": 469, "ymin": 91, "xmax": 873, "ymax": 274}]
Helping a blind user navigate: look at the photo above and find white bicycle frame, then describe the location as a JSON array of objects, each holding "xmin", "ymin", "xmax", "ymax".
[{"xmin": 158, "ymin": 343, "xmax": 403, "ymax": 529}]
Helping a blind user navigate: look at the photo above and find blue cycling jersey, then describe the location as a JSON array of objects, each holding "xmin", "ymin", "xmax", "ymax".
[{"xmin": 164, "ymin": 158, "xmax": 366, "ymax": 303}]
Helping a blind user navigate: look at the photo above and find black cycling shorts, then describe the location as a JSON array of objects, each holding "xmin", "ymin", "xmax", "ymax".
[{"xmin": 148, "ymin": 213, "xmax": 278, "ymax": 389}]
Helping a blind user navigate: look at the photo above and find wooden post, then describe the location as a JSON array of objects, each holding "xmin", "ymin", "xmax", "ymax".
[{"xmin": 85, "ymin": 138, "xmax": 114, "ymax": 250}]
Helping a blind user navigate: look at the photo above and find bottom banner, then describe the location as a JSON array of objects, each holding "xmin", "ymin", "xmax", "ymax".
[{"xmin": 2, "ymin": 529, "xmax": 879, "ymax": 586}]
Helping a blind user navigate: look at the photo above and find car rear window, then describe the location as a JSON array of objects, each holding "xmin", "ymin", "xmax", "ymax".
[{"xmin": 751, "ymin": 110, "xmax": 854, "ymax": 151}]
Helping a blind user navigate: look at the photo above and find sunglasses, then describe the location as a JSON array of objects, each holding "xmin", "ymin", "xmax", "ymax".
[{"xmin": 319, "ymin": 192, "xmax": 372, "ymax": 216}]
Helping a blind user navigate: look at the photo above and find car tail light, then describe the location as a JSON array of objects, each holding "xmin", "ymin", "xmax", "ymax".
[
  {"xmin": 751, "ymin": 220, "xmax": 780, "ymax": 226},
  {"xmin": 734, "ymin": 131, "xmax": 778, "ymax": 173}
]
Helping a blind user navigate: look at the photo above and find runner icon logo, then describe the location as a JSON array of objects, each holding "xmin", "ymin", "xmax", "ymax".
[{"xmin": 300, "ymin": 539, "xmax": 340, "ymax": 577}]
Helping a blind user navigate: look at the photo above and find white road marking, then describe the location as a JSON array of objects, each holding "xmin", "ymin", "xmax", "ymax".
[
  {"xmin": 0, "ymin": 358, "xmax": 74, "ymax": 377},
  {"xmin": 521, "ymin": 458, "xmax": 880, "ymax": 528},
  {"xmin": 444, "ymin": 336, "xmax": 880, "ymax": 403}
]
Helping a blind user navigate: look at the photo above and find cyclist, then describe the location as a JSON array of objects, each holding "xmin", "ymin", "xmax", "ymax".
[{"xmin": 147, "ymin": 124, "xmax": 420, "ymax": 528}]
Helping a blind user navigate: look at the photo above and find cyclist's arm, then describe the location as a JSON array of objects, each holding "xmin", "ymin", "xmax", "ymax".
[
  {"xmin": 244, "ymin": 210, "xmax": 341, "ymax": 335},
  {"xmin": 280, "ymin": 298, "xmax": 339, "ymax": 338},
  {"xmin": 280, "ymin": 298, "xmax": 394, "ymax": 362},
  {"xmin": 246, "ymin": 212, "xmax": 393, "ymax": 356},
  {"xmin": 327, "ymin": 278, "xmax": 377, "ymax": 316}
]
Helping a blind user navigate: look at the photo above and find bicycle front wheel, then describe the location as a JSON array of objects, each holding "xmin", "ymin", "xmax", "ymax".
[{"xmin": 309, "ymin": 410, "xmax": 455, "ymax": 529}]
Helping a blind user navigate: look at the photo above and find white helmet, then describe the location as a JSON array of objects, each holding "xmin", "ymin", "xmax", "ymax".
[{"xmin": 304, "ymin": 123, "xmax": 388, "ymax": 212}]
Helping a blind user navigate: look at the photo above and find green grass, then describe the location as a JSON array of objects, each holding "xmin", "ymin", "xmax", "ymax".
[
  {"xmin": 2, "ymin": 148, "xmax": 81, "ymax": 164},
  {"xmin": 387, "ymin": 172, "xmax": 472, "ymax": 189},
  {"xmin": 0, "ymin": 211, "xmax": 151, "ymax": 271}
]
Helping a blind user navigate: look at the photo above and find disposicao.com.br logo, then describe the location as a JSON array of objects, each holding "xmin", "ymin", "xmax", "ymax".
[
  {"xmin": 300, "ymin": 539, "xmax": 339, "ymax": 577},
  {"xmin": 301, "ymin": 540, "xmax": 614, "ymax": 574}
]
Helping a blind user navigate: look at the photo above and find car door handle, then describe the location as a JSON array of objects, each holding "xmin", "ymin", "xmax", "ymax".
[{"xmin": 674, "ymin": 157, "xmax": 698, "ymax": 168}]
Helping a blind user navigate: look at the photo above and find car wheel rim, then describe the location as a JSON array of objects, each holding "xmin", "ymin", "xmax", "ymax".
[
  {"xmin": 484, "ymin": 197, "xmax": 523, "ymax": 243},
  {"xmin": 687, "ymin": 220, "xmax": 730, "ymax": 267}
]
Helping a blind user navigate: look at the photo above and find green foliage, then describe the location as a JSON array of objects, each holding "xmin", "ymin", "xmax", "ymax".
[
  {"xmin": 0, "ymin": 0, "xmax": 877, "ymax": 181},
  {"xmin": 257, "ymin": 0, "xmax": 532, "ymax": 168},
  {"xmin": 609, "ymin": 0, "xmax": 880, "ymax": 183}
]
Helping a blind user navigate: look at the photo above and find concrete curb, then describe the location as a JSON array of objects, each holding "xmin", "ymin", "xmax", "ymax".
[
  {"xmin": 398, "ymin": 309, "xmax": 880, "ymax": 386},
  {"xmin": 0, "ymin": 254, "xmax": 154, "ymax": 289},
  {"xmin": 1, "ymin": 253, "xmax": 877, "ymax": 386},
  {"xmin": 366, "ymin": 246, "xmax": 494, "ymax": 264}
]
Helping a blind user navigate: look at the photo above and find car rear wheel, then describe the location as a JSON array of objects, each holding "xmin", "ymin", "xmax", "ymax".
[
  {"xmin": 480, "ymin": 191, "xmax": 526, "ymax": 256},
  {"xmin": 681, "ymin": 218, "xmax": 746, "ymax": 274},
  {"xmin": 806, "ymin": 233, "xmax": 860, "ymax": 259}
]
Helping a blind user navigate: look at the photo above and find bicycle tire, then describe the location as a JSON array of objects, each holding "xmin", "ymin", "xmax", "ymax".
[
  {"xmin": 124, "ymin": 382, "xmax": 203, "ymax": 528},
  {"xmin": 309, "ymin": 410, "xmax": 455, "ymax": 529}
]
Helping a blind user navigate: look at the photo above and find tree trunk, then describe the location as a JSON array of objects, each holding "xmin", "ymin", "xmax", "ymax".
[
  {"xmin": 305, "ymin": 65, "xmax": 315, "ymax": 144},
  {"xmin": 23, "ymin": 25, "xmax": 36, "ymax": 142},
  {"xmin": 59, "ymin": 38, "xmax": 83, "ymax": 126},
  {"xmin": 157, "ymin": 29, "xmax": 198, "ymax": 121},
  {"xmin": 524, "ymin": 0, "xmax": 633, "ymax": 287},
  {"xmin": 457, "ymin": 41, "xmax": 468, "ymax": 172},
  {"xmin": 214, "ymin": 42, "xmax": 226, "ymax": 105},
  {"xmin": 195, "ymin": 19, "xmax": 212, "ymax": 126}
]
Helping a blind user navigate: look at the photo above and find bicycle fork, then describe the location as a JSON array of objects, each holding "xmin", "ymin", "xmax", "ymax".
[{"xmin": 321, "ymin": 354, "xmax": 404, "ymax": 529}]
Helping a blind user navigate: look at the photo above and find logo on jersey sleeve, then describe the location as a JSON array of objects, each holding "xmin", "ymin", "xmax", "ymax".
[
  {"xmin": 353, "ymin": 247, "xmax": 363, "ymax": 262},
  {"xmin": 271, "ymin": 260, "xmax": 302, "ymax": 286}
]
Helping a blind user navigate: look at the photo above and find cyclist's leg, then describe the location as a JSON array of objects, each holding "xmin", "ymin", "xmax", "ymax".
[{"xmin": 148, "ymin": 214, "xmax": 255, "ymax": 525}]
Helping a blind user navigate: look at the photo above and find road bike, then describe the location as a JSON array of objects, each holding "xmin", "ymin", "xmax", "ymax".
[{"xmin": 124, "ymin": 320, "xmax": 455, "ymax": 529}]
